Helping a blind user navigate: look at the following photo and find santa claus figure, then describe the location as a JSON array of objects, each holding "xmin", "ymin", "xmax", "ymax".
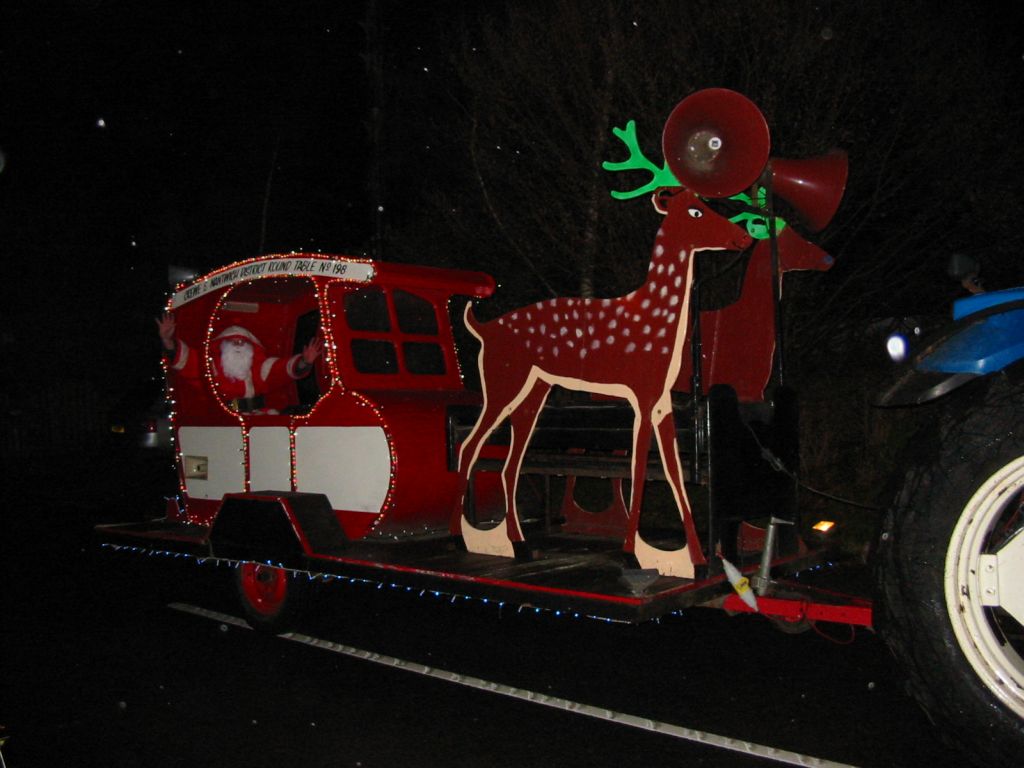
[{"xmin": 157, "ymin": 314, "xmax": 322, "ymax": 413}]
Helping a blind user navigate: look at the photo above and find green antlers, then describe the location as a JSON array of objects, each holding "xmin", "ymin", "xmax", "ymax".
[{"xmin": 603, "ymin": 119, "xmax": 786, "ymax": 239}]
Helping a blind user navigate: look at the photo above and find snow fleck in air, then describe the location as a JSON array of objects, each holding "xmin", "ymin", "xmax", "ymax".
[
  {"xmin": 667, "ymin": 312, "xmax": 677, "ymax": 324},
  {"xmin": 657, "ymin": 227, "xmax": 665, "ymax": 238},
  {"xmin": 656, "ymin": 264, "xmax": 665, "ymax": 274},
  {"xmin": 605, "ymin": 335, "xmax": 614, "ymax": 345},
  {"xmin": 537, "ymin": 346, "xmax": 544, "ymax": 355},
  {"xmin": 539, "ymin": 323, "xmax": 546, "ymax": 334},
  {"xmin": 641, "ymin": 299, "xmax": 651, "ymax": 309},
  {"xmin": 528, "ymin": 326, "xmax": 535, "ymax": 334},
  {"xmin": 575, "ymin": 328, "xmax": 583, "ymax": 338},
  {"xmin": 622, "ymin": 327, "xmax": 630, "ymax": 336},
  {"xmin": 512, "ymin": 327, "xmax": 520, "ymax": 334},
  {"xmin": 580, "ymin": 348, "xmax": 588, "ymax": 359},
  {"xmin": 526, "ymin": 312, "xmax": 532, "ymax": 321},
  {"xmin": 644, "ymin": 342, "xmax": 653, "ymax": 352},
  {"xmin": 643, "ymin": 325, "xmax": 651, "ymax": 335},
  {"xmin": 608, "ymin": 319, "xmax": 617, "ymax": 330},
  {"xmin": 657, "ymin": 328, "xmax": 666, "ymax": 338},
  {"xmin": 625, "ymin": 342, "xmax": 636, "ymax": 353},
  {"xmin": 598, "ymin": 311, "xmax": 605, "ymax": 320},
  {"xmin": 668, "ymin": 295, "xmax": 679, "ymax": 307},
  {"xmin": 585, "ymin": 312, "xmax": 592, "ymax": 320},
  {"xmin": 573, "ymin": 310, "xmax": 579, "ymax": 320},
  {"xmin": 601, "ymin": 299, "xmax": 612, "ymax": 306},
  {"xmin": 511, "ymin": 313, "xmax": 518, "ymax": 320},
  {"xmin": 567, "ymin": 340, "xmax": 575, "ymax": 349},
  {"xmin": 667, "ymin": 262, "xmax": 675, "ymax": 275},
  {"xmin": 498, "ymin": 318, "xmax": 505, "ymax": 325},
  {"xmin": 616, "ymin": 305, "xmax": 625, "ymax": 316},
  {"xmin": 661, "ymin": 346, "xmax": 670, "ymax": 354},
  {"xmin": 536, "ymin": 302, "xmax": 544, "ymax": 309},
  {"xmin": 587, "ymin": 325, "xmax": 595, "ymax": 335},
  {"xmin": 633, "ymin": 314, "xmax": 641, "ymax": 322},
  {"xmin": 96, "ymin": 117, "xmax": 107, "ymax": 128},
  {"xmin": 552, "ymin": 347, "xmax": 559, "ymax": 357},
  {"xmin": 660, "ymin": 286, "xmax": 668, "ymax": 298},
  {"xmin": 591, "ymin": 339, "xmax": 601, "ymax": 350},
  {"xmin": 560, "ymin": 327, "xmax": 568, "ymax": 336},
  {"xmin": 584, "ymin": 298, "xmax": 592, "ymax": 304},
  {"xmin": 525, "ymin": 339, "xmax": 532, "ymax": 349},
  {"xmin": 655, "ymin": 244, "xmax": 665, "ymax": 256},
  {"xmin": 553, "ymin": 313, "xmax": 560, "ymax": 323},
  {"xmin": 653, "ymin": 308, "xmax": 662, "ymax": 317},
  {"xmin": 678, "ymin": 250, "xmax": 687, "ymax": 260}
]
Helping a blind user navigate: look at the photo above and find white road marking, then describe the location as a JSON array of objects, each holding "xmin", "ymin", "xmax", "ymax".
[{"xmin": 168, "ymin": 603, "xmax": 861, "ymax": 768}]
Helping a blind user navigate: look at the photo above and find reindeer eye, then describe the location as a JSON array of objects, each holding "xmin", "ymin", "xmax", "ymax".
[{"xmin": 688, "ymin": 207, "xmax": 703, "ymax": 218}]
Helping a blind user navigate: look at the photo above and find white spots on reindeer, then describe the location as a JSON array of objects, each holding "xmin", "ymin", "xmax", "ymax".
[
  {"xmin": 616, "ymin": 305, "xmax": 626, "ymax": 316},
  {"xmin": 625, "ymin": 342, "xmax": 636, "ymax": 353},
  {"xmin": 643, "ymin": 341, "xmax": 653, "ymax": 352},
  {"xmin": 669, "ymin": 295, "xmax": 679, "ymax": 307},
  {"xmin": 655, "ymin": 244, "xmax": 665, "ymax": 257},
  {"xmin": 667, "ymin": 312, "xmax": 677, "ymax": 324},
  {"xmin": 591, "ymin": 339, "xmax": 601, "ymax": 350},
  {"xmin": 642, "ymin": 325, "xmax": 651, "ymax": 335},
  {"xmin": 605, "ymin": 335, "xmax": 615, "ymax": 345},
  {"xmin": 608, "ymin": 319, "xmax": 617, "ymax": 330},
  {"xmin": 657, "ymin": 327, "xmax": 666, "ymax": 338},
  {"xmin": 575, "ymin": 328, "xmax": 583, "ymax": 338},
  {"xmin": 641, "ymin": 298, "xmax": 651, "ymax": 309}
]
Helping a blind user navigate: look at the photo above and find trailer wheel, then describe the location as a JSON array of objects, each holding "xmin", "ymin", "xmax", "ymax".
[
  {"xmin": 236, "ymin": 562, "xmax": 305, "ymax": 633},
  {"xmin": 879, "ymin": 376, "xmax": 1024, "ymax": 764}
]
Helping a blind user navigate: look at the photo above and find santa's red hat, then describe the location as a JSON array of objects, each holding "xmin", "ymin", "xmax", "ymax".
[{"xmin": 214, "ymin": 326, "xmax": 264, "ymax": 348}]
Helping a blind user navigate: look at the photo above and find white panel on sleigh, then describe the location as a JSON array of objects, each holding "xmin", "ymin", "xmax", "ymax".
[
  {"xmin": 294, "ymin": 426, "xmax": 390, "ymax": 514},
  {"xmin": 177, "ymin": 426, "xmax": 245, "ymax": 500}
]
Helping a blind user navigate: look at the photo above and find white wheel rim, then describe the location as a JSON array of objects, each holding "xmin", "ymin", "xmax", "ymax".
[{"xmin": 945, "ymin": 454, "xmax": 1024, "ymax": 720}]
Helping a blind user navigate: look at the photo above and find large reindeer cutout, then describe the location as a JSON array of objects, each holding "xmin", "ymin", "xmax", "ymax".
[{"xmin": 453, "ymin": 188, "xmax": 752, "ymax": 577}]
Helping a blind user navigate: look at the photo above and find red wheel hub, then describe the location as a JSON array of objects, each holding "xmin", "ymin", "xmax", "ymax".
[{"xmin": 239, "ymin": 562, "xmax": 288, "ymax": 617}]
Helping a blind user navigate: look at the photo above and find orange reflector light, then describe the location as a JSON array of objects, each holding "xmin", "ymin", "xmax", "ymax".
[{"xmin": 812, "ymin": 520, "xmax": 835, "ymax": 533}]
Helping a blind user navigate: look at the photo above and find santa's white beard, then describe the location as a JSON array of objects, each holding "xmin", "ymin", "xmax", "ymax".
[{"xmin": 220, "ymin": 342, "xmax": 255, "ymax": 381}]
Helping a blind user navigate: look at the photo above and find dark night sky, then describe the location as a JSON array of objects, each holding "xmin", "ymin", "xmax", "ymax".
[{"xmin": 0, "ymin": 2, "xmax": 394, "ymax": 382}]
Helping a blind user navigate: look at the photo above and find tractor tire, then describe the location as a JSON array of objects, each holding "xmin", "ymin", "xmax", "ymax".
[{"xmin": 878, "ymin": 374, "xmax": 1024, "ymax": 765}]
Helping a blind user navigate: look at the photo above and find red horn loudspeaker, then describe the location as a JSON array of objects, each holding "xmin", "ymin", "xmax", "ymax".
[
  {"xmin": 662, "ymin": 88, "xmax": 771, "ymax": 198},
  {"xmin": 768, "ymin": 150, "xmax": 848, "ymax": 232}
]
